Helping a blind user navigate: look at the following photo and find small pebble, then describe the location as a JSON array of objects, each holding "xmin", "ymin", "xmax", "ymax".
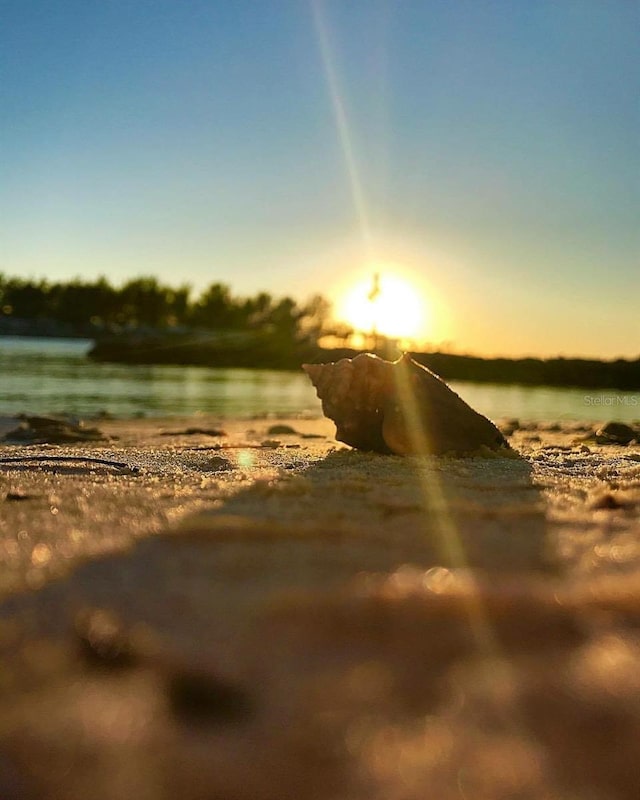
[
  {"xmin": 590, "ymin": 493, "xmax": 626, "ymax": 510},
  {"xmin": 204, "ymin": 456, "xmax": 233, "ymax": 472},
  {"xmin": 161, "ymin": 427, "xmax": 226, "ymax": 437},
  {"xmin": 266, "ymin": 424, "xmax": 297, "ymax": 435},
  {"xmin": 75, "ymin": 608, "xmax": 140, "ymax": 669},
  {"xmin": 168, "ymin": 668, "xmax": 252, "ymax": 724},
  {"xmin": 500, "ymin": 419, "xmax": 520, "ymax": 436},
  {"xmin": 596, "ymin": 421, "xmax": 637, "ymax": 445},
  {"xmin": 4, "ymin": 491, "xmax": 35, "ymax": 501}
]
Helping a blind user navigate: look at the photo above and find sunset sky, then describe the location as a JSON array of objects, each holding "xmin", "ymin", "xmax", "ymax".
[{"xmin": 2, "ymin": 1, "xmax": 638, "ymax": 358}]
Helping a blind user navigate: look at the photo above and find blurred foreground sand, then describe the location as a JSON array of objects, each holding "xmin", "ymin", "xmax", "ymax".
[{"xmin": 1, "ymin": 415, "xmax": 639, "ymax": 799}]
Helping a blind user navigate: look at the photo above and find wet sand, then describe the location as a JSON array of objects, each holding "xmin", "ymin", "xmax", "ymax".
[{"xmin": 1, "ymin": 415, "xmax": 640, "ymax": 799}]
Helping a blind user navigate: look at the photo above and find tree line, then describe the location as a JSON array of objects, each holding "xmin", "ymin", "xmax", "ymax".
[{"xmin": 0, "ymin": 274, "xmax": 337, "ymax": 341}]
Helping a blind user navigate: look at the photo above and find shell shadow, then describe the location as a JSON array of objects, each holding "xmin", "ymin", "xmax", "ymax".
[{"xmin": 181, "ymin": 446, "xmax": 549, "ymax": 578}]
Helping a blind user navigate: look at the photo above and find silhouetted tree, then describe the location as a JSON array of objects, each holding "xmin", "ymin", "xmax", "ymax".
[
  {"xmin": 0, "ymin": 277, "xmax": 49, "ymax": 318},
  {"xmin": 117, "ymin": 277, "xmax": 172, "ymax": 327},
  {"xmin": 166, "ymin": 284, "xmax": 191, "ymax": 326},
  {"xmin": 52, "ymin": 278, "xmax": 120, "ymax": 326},
  {"xmin": 298, "ymin": 294, "xmax": 332, "ymax": 340},
  {"xmin": 190, "ymin": 283, "xmax": 243, "ymax": 329},
  {"xmin": 0, "ymin": 272, "xmax": 338, "ymax": 352}
]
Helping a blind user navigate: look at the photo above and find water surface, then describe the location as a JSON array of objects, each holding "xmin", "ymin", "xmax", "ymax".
[{"xmin": 0, "ymin": 337, "xmax": 638, "ymax": 422}]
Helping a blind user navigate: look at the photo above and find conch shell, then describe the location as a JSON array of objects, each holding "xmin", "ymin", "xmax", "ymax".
[{"xmin": 303, "ymin": 353, "xmax": 508, "ymax": 455}]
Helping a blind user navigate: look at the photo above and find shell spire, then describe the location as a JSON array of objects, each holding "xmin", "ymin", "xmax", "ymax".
[{"xmin": 303, "ymin": 353, "xmax": 508, "ymax": 456}]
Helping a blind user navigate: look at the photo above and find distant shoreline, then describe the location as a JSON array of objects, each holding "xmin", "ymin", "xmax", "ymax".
[
  {"xmin": 87, "ymin": 333, "xmax": 640, "ymax": 392},
  {"xmin": 2, "ymin": 327, "xmax": 639, "ymax": 391},
  {"xmin": 413, "ymin": 350, "xmax": 640, "ymax": 392}
]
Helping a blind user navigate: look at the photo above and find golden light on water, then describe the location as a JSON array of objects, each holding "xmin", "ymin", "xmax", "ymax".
[{"xmin": 336, "ymin": 270, "xmax": 431, "ymax": 345}]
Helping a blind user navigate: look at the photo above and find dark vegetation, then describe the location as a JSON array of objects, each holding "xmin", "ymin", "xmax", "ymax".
[
  {"xmin": 0, "ymin": 274, "xmax": 330, "ymax": 337},
  {"xmin": 1, "ymin": 273, "xmax": 639, "ymax": 389},
  {"xmin": 415, "ymin": 352, "xmax": 640, "ymax": 392},
  {"xmin": 318, "ymin": 348, "xmax": 640, "ymax": 391}
]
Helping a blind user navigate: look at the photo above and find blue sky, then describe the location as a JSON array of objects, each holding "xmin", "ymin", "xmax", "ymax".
[{"xmin": 1, "ymin": 0, "xmax": 638, "ymax": 357}]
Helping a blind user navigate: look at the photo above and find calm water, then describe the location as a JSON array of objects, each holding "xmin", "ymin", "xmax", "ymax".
[{"xmin": 0, "ymin": 337, "xmax": 638, "ymax": 422}]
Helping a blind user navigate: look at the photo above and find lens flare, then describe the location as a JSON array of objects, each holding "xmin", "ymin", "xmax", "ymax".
[{"xmin": 337, "ymin": 271, "xmax": 428, "ymax": 344}]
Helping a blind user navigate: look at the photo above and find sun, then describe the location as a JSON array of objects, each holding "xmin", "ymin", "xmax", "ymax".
[{"xmin": 336, "ymin": 271, "xmax": 428, "ymax": 345}]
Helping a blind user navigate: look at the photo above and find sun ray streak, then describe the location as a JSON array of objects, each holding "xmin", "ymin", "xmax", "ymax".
[
  {"xmin": 393, "ymin": 360, "xmax": 535, "ymax": 740},
  {"xmin": 311, "ymin": 0, "xmax": 374, "ymax": 258},
  {"xmin": 312, "ymin": 2, "xmax": 534, "ymax": 749}
]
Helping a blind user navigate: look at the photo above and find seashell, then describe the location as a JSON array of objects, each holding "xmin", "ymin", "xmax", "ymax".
[{"xmin": 303, "ymin": 353, "xmax": 508, "ymax": 455}]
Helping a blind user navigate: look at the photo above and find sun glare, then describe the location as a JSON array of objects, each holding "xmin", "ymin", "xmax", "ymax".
[{"xmin": 337, "ymin": 271, "xmax": 428, "ymax": 345}]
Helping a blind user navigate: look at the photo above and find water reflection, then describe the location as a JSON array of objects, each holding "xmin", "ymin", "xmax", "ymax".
[
  {"xmin": 0, "ymin": 337, "xmax": 320, "ymax": 417},
  {"xmin": 0, "ymin": 337, "xmax": 638, "ymax": 421}
]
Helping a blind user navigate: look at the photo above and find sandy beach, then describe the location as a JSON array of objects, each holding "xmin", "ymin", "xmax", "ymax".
[{"xmin": 1, "ymin": 413, "xmax": 640, "ymax": 799}]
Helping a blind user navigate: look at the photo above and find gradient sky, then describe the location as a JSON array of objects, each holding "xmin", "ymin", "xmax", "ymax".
[{"xmin": 1, "ymin": 0, "xmax": 638, "ymax": 358}]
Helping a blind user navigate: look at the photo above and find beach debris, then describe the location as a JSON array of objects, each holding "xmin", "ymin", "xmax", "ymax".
[
  {"xmin": 160, "ymin": 427, "xmax": 226, "ymax": 437},
  {"xmin": 0, "ymin": 455, "xmax": 139, "ymax": 473},
  {"xmin": 203, "ymin": 455, "xmax": 233, "ymax": 472},
  {"xmin": 303, "ymin": 353, "xmax": 508, "ymax": 455},
  {"xmin": 76, "ymin": 607, "xmax": 251, "ymax": 723},
  {"xmin": 3, "ymin": 490, "xmax": 37, "ymax": 501},
  {"xmin": 2, "ymin": 415, "xmax": 106, "ymax": 444},
  {"xmin": 75, "ymin": 608, "xmax": 143, "ymax": 669},
  {"xmin": 589, "ymin": 490, "xmax": 636, "ymax": 510},
  {"xmin": 500, "ymin": 418, "xmax": 520, "ymax": 436},
  {"xmin": 167, "ymin": 665, "xmax": 253, "ymax": 724},
  {"xmin": 267, "ymin": 423, "xmax": 298, "ymax": 435},
  {"xmin": 590, "ymin": 492, "xmax": 626, "ymax": 510},
  {"xmin": 596, "ymin": 421, "xmax": 638, "ymax": 445}
]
